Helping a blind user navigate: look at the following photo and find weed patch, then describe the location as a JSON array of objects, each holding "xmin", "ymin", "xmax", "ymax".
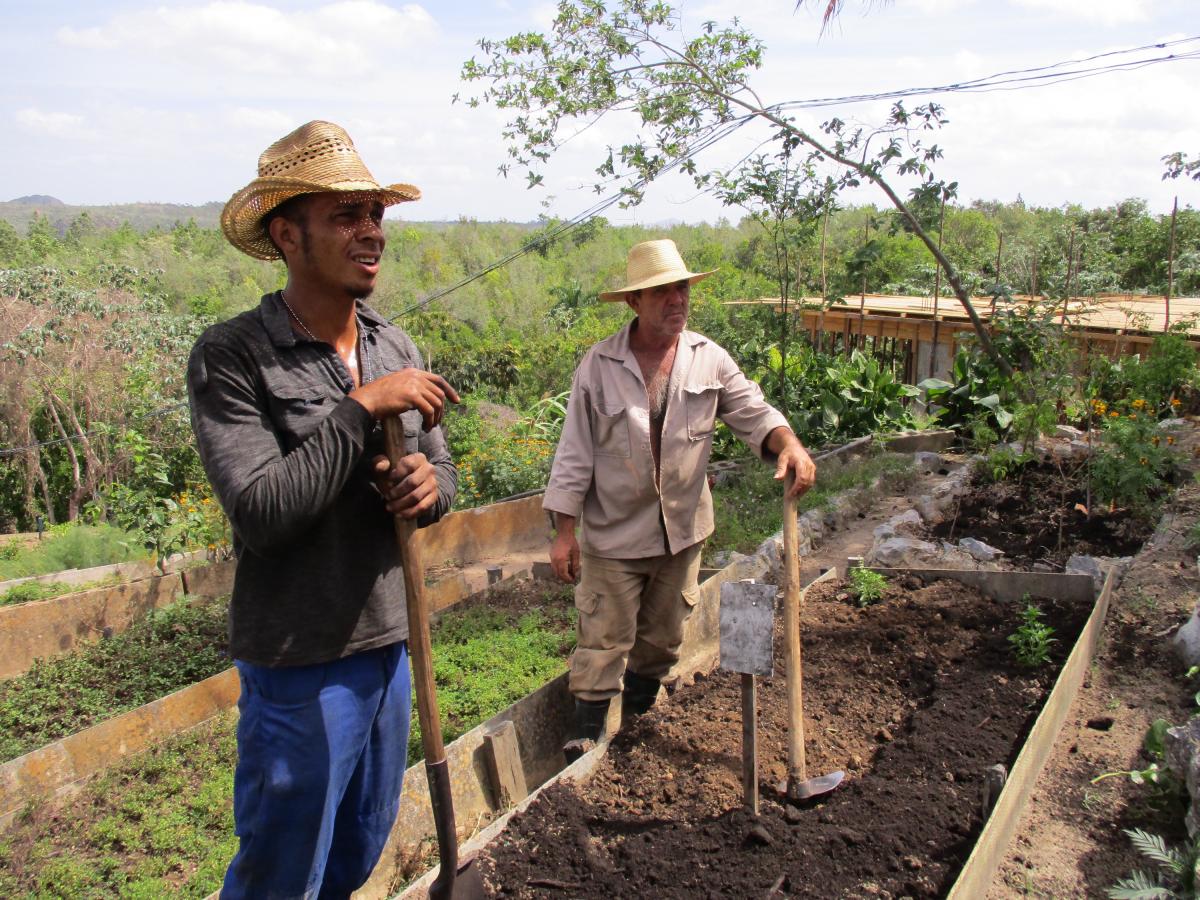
[
  {"xmin": 705, "ymin": 451, "xmax": 915, "ymax": 562},
  {"xmin": 0, "ymin": 598, "xmax": 231, "ymax": 762}
]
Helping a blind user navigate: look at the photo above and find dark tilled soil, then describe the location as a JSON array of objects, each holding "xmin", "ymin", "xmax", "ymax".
[
  {"xmin": 479, "ymin": 577, "xmax": 1093, "ymax": 899},
  {"xmin": 933, "ymin": 461, "xmax": 1156, "ymax": 567}
]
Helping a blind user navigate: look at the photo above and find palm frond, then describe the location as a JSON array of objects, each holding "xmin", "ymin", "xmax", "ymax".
[{"xmin": 1106, "ymin": 868, "xmax": 1171, "ymax": 899}]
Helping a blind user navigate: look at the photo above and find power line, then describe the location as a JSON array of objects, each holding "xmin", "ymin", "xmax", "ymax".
[
  {"xmin": 770, "ymin": 37, "xmax": 1199, "ymax": 112},
  {"xmin": 2, "ymin": 38, "xmax": 1194, "ymax": 458}
]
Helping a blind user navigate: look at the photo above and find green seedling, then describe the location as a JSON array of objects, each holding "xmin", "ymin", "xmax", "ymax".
[
  {"xmin": 849, "ymin": 567, "xmax": 888, "ymax": 607},
  {"xmin": 1008, "ymin": 602, "xmax": 1056, "ymax": 669}
]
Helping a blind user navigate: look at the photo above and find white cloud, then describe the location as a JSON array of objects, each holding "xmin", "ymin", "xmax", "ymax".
[
  {"xmin": 14, "ymin": 108, "xmax": 94, "ymax": 139},
  {"xmin": 56, "ymin": 1, "xmax": 438, "ymax": 78},
  {"xmin": 1010, "ymin": 0, "xmax": 1150, "ymax": 27}
]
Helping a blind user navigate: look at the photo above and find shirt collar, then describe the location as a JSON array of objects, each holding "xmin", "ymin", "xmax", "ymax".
[
  {"xmin": 597, "ymin": 319, "xmax": 707, "ymax": 361},
  {"xmin": 261, "ymin": 291, "xmax": 389, "ymax": 349}
]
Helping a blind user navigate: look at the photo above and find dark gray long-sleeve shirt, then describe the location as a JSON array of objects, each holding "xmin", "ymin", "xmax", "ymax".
[{"xmin": 186, "ymin": 292, "xmax": 456, "ymax": 666}]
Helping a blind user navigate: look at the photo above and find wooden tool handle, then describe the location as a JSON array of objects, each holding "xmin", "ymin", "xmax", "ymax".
[
  {"xmin": 383, "ymin": 417, "xmax": 444, "ymax": 765},
  {"xmin": 783, "ymin": 472, "xmax": 807, "ymax": 783}
]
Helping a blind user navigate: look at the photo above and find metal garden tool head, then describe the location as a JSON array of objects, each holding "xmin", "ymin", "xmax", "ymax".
[
  {"xmin": 720, "ymin": 579, "xmax": 776, "ymax": 816},
  {"xmin": 778, "ymin": 477, "xmax": 844, "ymax": 804}
]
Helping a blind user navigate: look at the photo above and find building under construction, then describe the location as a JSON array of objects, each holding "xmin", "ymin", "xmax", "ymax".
[{"xmin": 729, "ymin": 293, "xmax": 1200, "ymax": 383}]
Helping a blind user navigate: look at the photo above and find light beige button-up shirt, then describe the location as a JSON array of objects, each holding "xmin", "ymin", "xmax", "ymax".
[{"xmin": 543, "ymin": 322, "xmax": 789, "ymax": 559}]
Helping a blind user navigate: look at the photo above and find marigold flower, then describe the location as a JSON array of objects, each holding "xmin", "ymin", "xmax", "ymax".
[
  {"xmin": 1168, "ymin": 436, "xmax": 1176, "ymax": 445},
  {"xmin": 1109, "ymin": 411, "xmax": 1120, "ymax": 418},
  {"xmin": 1139, "ymin": 457, "xmax": 1148, "ymax": 465},
  {"xmin": 1171, "ymin": 398, "xmax": 1182, "ymax": 407}
]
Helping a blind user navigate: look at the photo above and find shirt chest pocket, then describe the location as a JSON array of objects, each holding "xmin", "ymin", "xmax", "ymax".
[
  {"xmin": 267, "ymin": 384, "xmax": 331, "ymax": 447},
  {"xmin": 592, "ymin": 404, "xmax": 631, "ymax": 458},
  {"xmin": 684, "ymin": 383, "xmax": 721, "ymax": 440}
]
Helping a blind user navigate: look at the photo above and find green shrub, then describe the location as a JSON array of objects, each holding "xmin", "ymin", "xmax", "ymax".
[
  {"xmin": 1089, "ymin": 409, "xmax": 1177, "ymax": 515},
  {"xmin": 849, "ymin": 567, "xmax": 888, "ymax": 606}
]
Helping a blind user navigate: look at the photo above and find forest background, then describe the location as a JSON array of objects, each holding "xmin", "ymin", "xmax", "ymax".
[{"xmin": 0, "ymin": 191, "xmax": 1197, "ymax": 563}]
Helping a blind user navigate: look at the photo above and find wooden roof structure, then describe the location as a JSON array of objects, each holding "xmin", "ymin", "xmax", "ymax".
[{"xmin": 728, "ymin": 293, "xmax": 1200, "ymax": 356}]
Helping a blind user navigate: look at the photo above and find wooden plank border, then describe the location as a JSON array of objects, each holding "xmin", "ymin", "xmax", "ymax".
[{"xmin": 947, "ymin": 568, "xmax": 1115, "ymax": 898}]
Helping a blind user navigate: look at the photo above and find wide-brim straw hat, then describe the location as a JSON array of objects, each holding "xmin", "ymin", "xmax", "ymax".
[
  {"xmin": 221, "ymin": 120, "xmax": 420, "ymax": 260},
  {"xmin": 599, "ymin": 239, "xmax": 716, "ymax": 301}
]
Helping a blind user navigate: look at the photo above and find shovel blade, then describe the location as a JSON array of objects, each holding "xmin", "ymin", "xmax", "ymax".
[
  {"xmin": 428, "ymin": 855, "xmax": 486, "ymax": 900},
  {"xmin": 780, "ymin": 769, "xmax": 845, "ymax": 802}
]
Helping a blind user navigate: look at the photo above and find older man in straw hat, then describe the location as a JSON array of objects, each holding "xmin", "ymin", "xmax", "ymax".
[
  {"xmin": 545, "ymin": 238, "xmax": 816, "ymax": 759},
  {"xmin": 187, "ymin": 121, "xmax": 459, "ymax": 898}
]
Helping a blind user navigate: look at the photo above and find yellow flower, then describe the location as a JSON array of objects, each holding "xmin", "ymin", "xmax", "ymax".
[
  {"xmin": 1109, "ymin": 411, "xmax": 1120, "ymax": 418},
  {"xmin": 1139, "ymin": 457, "xmax": 1148, "ymax": 465},
  {"xmin": 1132, "ymin": 398, "xmax": 1146, "ymax": 409},
  {"xmin": 1151, "ymin": 436, "xmax": 1161, "ymax": 446},
  {"xmin": 1168, "ymin": 436, "xmax": 1176, "ymax": 445},
  {"xmin": 1171, "ymin": 398, "xmax": 1182, "ymax": 407}
]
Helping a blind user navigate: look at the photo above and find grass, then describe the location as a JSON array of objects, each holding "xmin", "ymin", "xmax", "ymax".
[
  {"xmin": 0, "ymin": 579, "xmax": 577, "ymax": 895},
  {"xmin": 0, "ymin": 712, "xmax": 239, "ymax": 899},
  {"xmin": 0, "ymin": 524, "xmax": 149, "ymax": 582},
  {"xmin": 0, "ymin": 598, "xmax": 231, "ymax": 762},
  {"xmin": 705, "ymin": 451, "xmax": 917, "ymax": 563},
  {"xmin": 0, "ymin": 574, "xmax": 125, "ymax": 607}
]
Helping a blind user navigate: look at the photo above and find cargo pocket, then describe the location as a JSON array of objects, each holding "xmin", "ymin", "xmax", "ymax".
[
  {"xmin": 593, "ymin": 404, "xmax": 631, "ymax": 458},
  {"xmin": 574, "ymin": 589, "xmax": 600, "ymax": 616},
  {"xmin": 684, "ymin": 384, "xmax": 721, "ymax": 441}
]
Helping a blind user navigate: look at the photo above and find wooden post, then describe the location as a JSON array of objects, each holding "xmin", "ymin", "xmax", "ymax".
[
  {"xmin": 483, "ymin": 720, "xmax": 528, "ymax": 810},
  {"xmin": 1061, "ymin": 230, "xmax": 1075, "ymax": 326},
  {"xmin": 929, "ymin": 192, "xmax": 947, "ymax": 378},
  {"xmin": 741, "ymin": 673, "xmax": 759, "ymax": 815},
  {"xmin": 1167, "ymin": 196, "xmax": 1178, "ymax": 331}
]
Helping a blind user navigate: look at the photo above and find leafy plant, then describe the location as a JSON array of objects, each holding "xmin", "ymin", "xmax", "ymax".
[
  {"xmin": 849, "ymin": 567, "xmax": 888, "ymax": 607},
  {"xmin": 979, "ymin": 446, "xmax": 1034, "ymax": 484},
  {"xmin": 1008, "ymin": 602, "xmax": 1056, "ymax": 668},
  {"xmin": 1107, "ymin": 828, "xmax": 1200, "ymax": 899},
  {"xmin": 1089, "ymin": 409, "xmax": 1178, "ymax": 515}
]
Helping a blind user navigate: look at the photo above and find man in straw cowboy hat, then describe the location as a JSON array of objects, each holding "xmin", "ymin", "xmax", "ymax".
[
  {"xmin": 544, "ymin": 238, "xmax": 816, "ymax": 759},
  {"xmin": 187, "ymin": 121, "xmax": 459, "ymax": 898}
]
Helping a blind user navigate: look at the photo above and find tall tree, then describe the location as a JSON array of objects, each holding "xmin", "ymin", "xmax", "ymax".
[{"xmin": 461, "ymin": 0, "xmax": 1012, "ymax": 376}]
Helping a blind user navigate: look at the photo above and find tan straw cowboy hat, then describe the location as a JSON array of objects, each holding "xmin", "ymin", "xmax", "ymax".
[
  {"xmin": 599, "ymin": 239, "xmax": 716, "ymax": 301},
  {"xmin": 221, "ymin": 120, "xmax": 420, "ymax": 260}
]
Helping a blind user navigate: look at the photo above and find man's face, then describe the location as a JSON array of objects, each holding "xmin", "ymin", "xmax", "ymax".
[
  {"xmin": 627, "ymin": 279, "xmax": 690, "ymax": 341},
  {"xmin": 277, "ymin": 192, "xmax": 386, "ymax": 300}
]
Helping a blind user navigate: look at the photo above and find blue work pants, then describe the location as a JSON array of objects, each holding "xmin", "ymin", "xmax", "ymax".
[{"xmin": 221, "ymin": 642, "xmax": 411, "ymax": 899}]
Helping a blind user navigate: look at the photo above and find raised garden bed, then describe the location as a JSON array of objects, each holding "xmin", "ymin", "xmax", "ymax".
[
  {"xmin": 933, "ymin": 459, "xmax": 1156, "ymax": 567},
  {"xmin": 475, "ymin": 571, "xmax": 1098, "ymax": 898},
  {"xmin": 0, "ymin": 578, "xmax": 575, "ymax": 897}
]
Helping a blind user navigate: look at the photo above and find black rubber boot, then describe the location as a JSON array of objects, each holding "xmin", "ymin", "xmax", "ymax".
[
  {"xmin": 621, "ymin": 670, "xmax": 661, "ymax": 722},
  {"xmin": 563, "ymin": 698, "xmax": 609, "ymax": 764}
]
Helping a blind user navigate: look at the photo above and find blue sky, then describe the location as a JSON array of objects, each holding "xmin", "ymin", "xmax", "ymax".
[{"xmin": 1, "ymin": 0, "xmax": 1196, "ymax": 224}]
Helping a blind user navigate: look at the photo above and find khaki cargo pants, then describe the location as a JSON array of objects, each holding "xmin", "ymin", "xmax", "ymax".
[{"xmin": 569, "ymin": 542, "xmax": 704, "ymax": 702}]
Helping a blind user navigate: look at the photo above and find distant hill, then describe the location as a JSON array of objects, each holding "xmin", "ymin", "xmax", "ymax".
[
  {"xmin": 10, "ymin": 194, "xmax": 65, "ymax": 206},
  {"xmin": 0, "ymin": 199, "xmax": 224, "ymax": 234}
]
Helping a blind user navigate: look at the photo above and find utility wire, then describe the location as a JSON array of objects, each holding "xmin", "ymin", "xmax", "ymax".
[{"xmin": 2, "ymin": 38, "xmax": 1195, "ymax": 457}]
